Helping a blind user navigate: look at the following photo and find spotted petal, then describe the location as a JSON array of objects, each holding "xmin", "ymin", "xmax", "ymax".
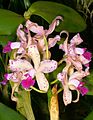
[
  {"xmin": 75, "ymin": 48, "xmax": 85, "ymax": 55},
  {"xmin": 70, "ymin": 33, "xmax": 83, "ymax": 45},
  {"xmin": 26, "ymin": 20, "xmax": 44, "ymax": 35},
  {"xmin": 63, "ymin": 87, "xmax": 72, "ymax": 106},
  {"xmin": 69, "ymin": 70, "xmax": 88, "ymax": 81},
  {"xmin": 9, "ymin": 59, "xmax": 33, "ymax": 72},
  {"xmin": 35, "ymin": 72, "xmax": 49, "ymax": 92},
  {"xmin": 17, "ymin": 24, "xmax": 27, "ymax": 42},
  {"xmin": 11, "ymin": 42, "xmax": 21, "ymax": 49},
  {"xmin": 46, "ymin": 16, "xmax": 63, "ymax": 36},
  {"xmin": 69, "ymin": 79, "xmax": 80, "ymax": 89},
  {"xmin": 38, "ymin": 60, "xmax": 57, "ymax": 73},
  {"xmin": 28, "ymin": 45, "xmax": 40, "ymax": 69},
  {"xmin": 69, "ymin": 57, "xmax": 82, "ymax": 71},
  {"xmin": 79, "ymin": 55, "xmax": 91, "ymax": 65},
  {"xmin": 48, "ymin": 35, "xmax": 60, "ymax": 49}
]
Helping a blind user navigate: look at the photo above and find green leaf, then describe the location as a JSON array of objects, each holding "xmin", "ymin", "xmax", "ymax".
[
  {"xmin": 0, "ymin": 102, "xmax": 26, "ymax": 120},
  {"xmin": 17, "ymin": 90, "xmax": 35, "ymax": 120},
  {"xmin": 0, "ymin": 34, "xmax": 16, "ymax": 46},
  {"xmin": 84, "ymin": 110, "xmax": 93, "ymax": 120},
  {"xmin": 0, "ymin": 9, "xmax": 25, "ymax": 35},
  {"xmin": 24, "ymin": 1, "xmax": 86, "ymax": 32},
  {"xmin": 84, "ymin": 70, "xmax": 93, "ymax": 95}
]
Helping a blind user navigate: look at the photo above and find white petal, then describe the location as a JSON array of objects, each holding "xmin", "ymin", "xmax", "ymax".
[
  {"xmin": 6, "ymin": 73, "xmax": 13, "ymax": 80},
  {"xmin": 60, "ymin": 39, "xmax": 68, "ymax": 54},
  {"xmin": 17, "ymin": 24, "xmax": 27, "ymax": 42},
  {"xmin": 11, "ymin": 42, "xmax": 21, "ymax": 49},
  {"xmin": 69, "ymin": 79, "xmax": 80, "ymax": 88},
  {"xmin": 28, "ymin": 45, "xmax": 40, "ymax": 70},
  {"xmin": 38, "ymin": 60, "xmax": 57, "ymax": 73},
  {"xmin": 69, "ymin": 71, "xmax": 85, "ymax": 81},
  {"xmin": 46, "ymin": 16, "xmax": 63, "ymax": 36},
  {"xmin": 26, "ymin": 20, "xmax": 44, "ymax": 35},
  {"xmin": 57, "ymin": 73, "xmax": 63, "ymax": 81},
  {"xmin": 28, "ymin": 69, "xmax": 36, "ymax": 78},
  {"xmin": 35, "ymin": 72, "xmax": 49, "ymax": 92},
  {"xmin": 63, "ymin": 87, "xmax": 72, "ymax": 106},
  {"xmin": 70, "ymin": 33, "xmax": 83, "ymax": 45},
  {"xmin": 75, "ymin": 48, "xmax": 84, "ymax": 55},
  {"xmin": 9, "ymin": 59, "xmax": 33, "ymax": 71},
  {"xmin": 69, "ymin": 58, "xmax": 82, "ymax": 71},
  {"xmin": 48, "ymin": 35, "xmax": 60, "ymax": 49},
  {"xmin": 78, "ymin": 55, "xmax": 90, "ymax": 65}
]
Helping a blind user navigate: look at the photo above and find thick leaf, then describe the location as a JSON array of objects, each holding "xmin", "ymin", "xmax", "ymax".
[
  {"xmin": 0, "ymin": 9, "xmax": 25, "ymax": 35},
  {"xmin": 84, "ymin": 70, "xmax": 93, "ymax": 95},
  {"xmin": 84, "ymin": 110, "xmax": 93, "ymax": 120},
  {"xmin": 24, "ymin": 1, "xmax": 86, "ymax": 32},
  {"xmin": 0, "ymin": 102, "xmax": 26, "ymax": 120},
  {"xmin": 17, "ymin": 90, "xmax": 35, "ymax": 120}
]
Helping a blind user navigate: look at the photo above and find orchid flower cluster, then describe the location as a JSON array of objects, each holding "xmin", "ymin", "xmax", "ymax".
[{"xmin": 1, "ymin": 16, "xmax": 92, "ymax": 106}]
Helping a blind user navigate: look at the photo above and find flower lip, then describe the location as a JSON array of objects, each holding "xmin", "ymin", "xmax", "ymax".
[
  {"xmin": 3, "ymin": 41, "xmax": 12, "ymax": 53},
  {"xmin": 21, "ymin": 74, "xmax": 35, "ymax": 89},
  {"xmin": 83, "ymin": 51, "xmax": 92, "ymax": 61},
  {"xmin": 0, "ymin": 73, "xmax": 9, "ymax": 85},
  {"xmin": 77, "ymin": 83, "xmax": 88, "ymax": 96}
]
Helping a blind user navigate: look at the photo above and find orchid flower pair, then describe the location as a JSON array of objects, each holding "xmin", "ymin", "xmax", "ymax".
[{"xmin": 57, "ymin": 33, "xmax": 92, "ymax": 106}]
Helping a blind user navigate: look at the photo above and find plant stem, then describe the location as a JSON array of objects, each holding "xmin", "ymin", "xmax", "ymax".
[{"xmin": 49, "ymin": 85, "xmax": 59, "ymax": 120}]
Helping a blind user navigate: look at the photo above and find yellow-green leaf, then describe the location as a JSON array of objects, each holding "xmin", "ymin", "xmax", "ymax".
[
  {"xmin": 0, "ymin": 9, "xmax": 25, "ymax": 35},
  {"xmin": 24, "ymin": 1, "xmax": 86, "ymax": 32}
]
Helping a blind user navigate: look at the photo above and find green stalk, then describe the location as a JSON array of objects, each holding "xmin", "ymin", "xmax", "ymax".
[
  {"xmin": 44, "ymin": 36, "xmax": 49, "ymax": 59},
  {"xmin": 30, "ymin": 86, "xmax": 46, "ymax": 93}
]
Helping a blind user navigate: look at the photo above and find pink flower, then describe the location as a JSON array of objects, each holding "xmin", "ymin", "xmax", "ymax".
[
  {"xmin": 59, "ymin": 33, "xmax": 91, "ymax": 71},
  {"xmin": 21, "ymin": 74, "xmax": 35, "ymax": 89},
  {"xmin": 8, "ymin": 45, "xmax": 57, "ymax": 92},
  {"xmin": 83, "ymin": 51, "xmax": 92, "ymax": 60},
  {"xmin": 26, "ymin": 16, "xmax": 62, "ymax": 36},
  {"xmin": 77, "ymin": 82, "xmax": 88, "ymax": 96},
  {"xmin": 3, "ymin": 41, "xmax": 21, "ymax": 53},
  {"xmin": 26, "ymin": 16, "xmax": 62, "ymax": 51},
  {"xmin": 3, "ymin": 41, "xmax": 12, "ymax": 53},
  {"xmin": 0, "ymin": 74, "xmax": 9, "ymax": 85},
  {"xmin": 57, "ymin": 65, "xmax": 89, "ymax": 106}
]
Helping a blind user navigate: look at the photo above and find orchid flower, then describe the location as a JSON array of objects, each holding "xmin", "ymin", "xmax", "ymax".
[
  {"xmin": 27, "ymin": 44, "xmax": 58, "ymax": 91},
  {"xmin": 26, "ymin": 16, "xmax": 62, "ymax": 52},
  {"xmin": 3, "ymin": 41, "xmax": 21, "ymax": 53},
  {"xmin": 3, "ymin": 16, "xmax": 62, "ymax": 59},
  {"xmin": 59, "ymin": 33, "xmax": 92, "ymax": 71},
  {"xmin": 6, "ymin": 45, "xmax": 57, "ymax": 93},
  {"xmin": 57, "ymin": 33, "xmax": 91, "ymax": 106},
  {"xmin": 57, "ymin": 66, "xmax": 89, "ymax": 106}
]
